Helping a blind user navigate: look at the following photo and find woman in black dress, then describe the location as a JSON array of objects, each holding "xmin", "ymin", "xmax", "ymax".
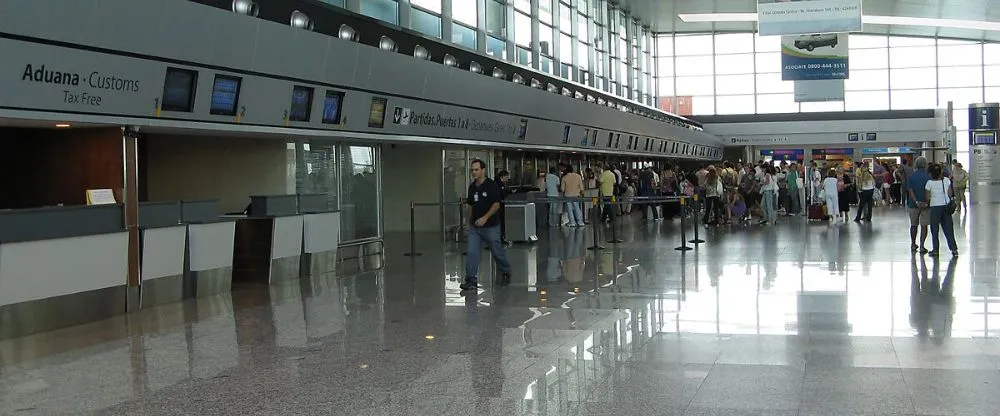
[{"xmin": 837, "ymin": 168, "xmax": 853, "ymax": 222}]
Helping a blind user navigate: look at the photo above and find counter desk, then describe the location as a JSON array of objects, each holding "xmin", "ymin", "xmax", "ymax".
[{"xmin": 0, "ymin": 204, "xmax": 128, "ymax": 339}]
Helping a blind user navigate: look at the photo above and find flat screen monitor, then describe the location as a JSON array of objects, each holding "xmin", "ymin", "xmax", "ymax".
[
  {"xmin": 972, "ymin": 131, "xmax": 997, "ymax": 145},
  {"xmin": 562, "ymin": 126, "xmax": 571, "ymax": 144},
  {"xmin": 161, "ymin": 67, "xmax": 198, "ymax": 112},
  {"xmin": 518, "ymin": 119, "xmax": 528, "ymax": 140},
  {"xmin": 368, "ymin": 97, "xmax": 387, "ymax": 128},
  {"xmin": 322, "ymin": 90, "xmax": 345, "ymax": 125},
  {"xmin": 590, "ymin": 129, "xmax": 598, "ymax": 146},
  {"xmin": 209, "ymin": 75, "xmax": 241, "ymax": 116},
  {"xmin": 289, "ymin": 86, "xmax": 314, "ymax": 122}
]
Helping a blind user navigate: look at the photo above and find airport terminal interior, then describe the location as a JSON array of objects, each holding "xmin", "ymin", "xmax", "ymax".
[{"xmin": 2, "ymin": 0, "xmax": 1000, "ymax": 414}]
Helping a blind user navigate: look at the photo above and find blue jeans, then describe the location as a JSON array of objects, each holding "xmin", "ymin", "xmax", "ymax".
[
  {"xmin": 928, "ymin": 206, "xmax": 958, "ymax": 252},
  {"xmin": 465, "ymin": 225, "xmax": 511, "ymax": 283},
  {"xmin": 762, "ymin": 190, "xmax": 777, "ymax": 223},
  {"xmin": 548, "ymin": 198, "xmax": 562, "ymax": 226},
  {"xmin": 565, "ymin": 202, "xmax": 584, "ymax": 226}
]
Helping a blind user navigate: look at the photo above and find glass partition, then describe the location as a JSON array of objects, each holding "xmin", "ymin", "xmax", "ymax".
[
  {"xmin": 293, "ymin": 141, "xmax": 340, "ymax": 210},
  {"xmin": 340, "ymin": 145, "xmax": 380, "ymax": 241}
]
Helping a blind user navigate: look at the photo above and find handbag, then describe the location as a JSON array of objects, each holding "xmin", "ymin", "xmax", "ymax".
[{"xmin": 942, "ymin": 181, "xmax": 957, "ymax": 215}]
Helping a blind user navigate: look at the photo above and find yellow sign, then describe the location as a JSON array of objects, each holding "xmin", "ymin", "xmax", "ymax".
[{"xmin": 86, "ymin": 189, "xmax": 117, "ymax": 205}]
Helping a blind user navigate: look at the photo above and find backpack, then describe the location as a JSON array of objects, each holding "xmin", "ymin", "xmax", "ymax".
[{"xmin": 739, "ymin": 172, "xmax": 757, "ymax": 194}]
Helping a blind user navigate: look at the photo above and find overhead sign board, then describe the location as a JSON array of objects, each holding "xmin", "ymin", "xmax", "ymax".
[
  {"xmin": 758, "ymin": 0, "xmax": 862, "ymax": 36},
  {"xmin": 782, "ymin": 33, "xmax": 848, "ymax": 81}
]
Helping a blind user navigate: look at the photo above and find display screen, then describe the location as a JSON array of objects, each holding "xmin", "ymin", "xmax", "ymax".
[
  {"xmin": 368, "ymin": 97, "xmax": 387, "ymax": 128},
  {"xmin": 590, "ymin": 129, "xmax": 598, "ymax": 146},
  {"xmin": 209, "ymin": 75, "xmax": 241, "ymax": 116},
  {"xmin": 161, "ymin": 68, "xmax": 198, "ymax": 112},
  {"xmin": 580, "ymin": 128, "xmax": 590, "ymax": 146},
  {"xmin": 289, "ymin": 86, "xmax": 314, "ymax": 122},
  {"xmin": 972, "ymin": 131, "xmax": 998, "ymax": 145},
  {"xmin": 518, "ymin": 119, "xmax": 528, "ymax": 140},
  {"xmin": 322, "ymin": 90, "xmax": 345, "ymax": 124},
  {"xmin": 562, "ymin": 126, "xmax": 571, "ymax": 144}
]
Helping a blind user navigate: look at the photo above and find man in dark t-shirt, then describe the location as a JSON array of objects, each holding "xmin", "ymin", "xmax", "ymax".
[{"xmin": 462, "ymin": 159, "xmax": 512, "ymax": 291}]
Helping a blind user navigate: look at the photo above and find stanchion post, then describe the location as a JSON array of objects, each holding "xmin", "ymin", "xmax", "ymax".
[
  {"xmin": 587, "ymin": 197, "xmax": 605, "ymax": 251},
  {"xmin": 674, "ymin": 197, "xmax": 692, "ymax": 251},
  {"xmin": 689, "ymin": 194, "xmax": 705, "ymax": 244},
  {"xmin": 404, "ymin": 202, "xmax": 423, "ymax": 256},
  {"xmin": 607, "ymin": 196, "xmax": 624, "ymax": 244}
]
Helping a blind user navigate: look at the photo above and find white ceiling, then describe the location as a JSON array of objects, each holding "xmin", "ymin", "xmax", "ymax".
[{"xmin": 618, "ymin": 0, "xmax": 1000, "ymax": 41}]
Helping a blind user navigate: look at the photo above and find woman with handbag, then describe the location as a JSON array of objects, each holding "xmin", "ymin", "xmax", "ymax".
[{"xmin": 924, "ymin": 164, "xmax": 959, "ymax": 257}]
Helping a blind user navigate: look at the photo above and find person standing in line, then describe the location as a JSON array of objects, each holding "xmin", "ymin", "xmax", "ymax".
[
  {"xmin": 638, "ymin": 165, "xmax": 660, "ymax": 222},
  {"xmin": 951, "ymin": 162, "xmax": 969, "ymax": 215},
  {"xmin": 924, "ymin": 163, "xmax": 959, "ymax": 257},
  {"xmin": 854, "ymin": 162, "xmax": 876, "ymax": 222},
  {"xmin": 462, "ymin": 159, "xmax": 511, "ymax": 291},
  {"xmin": 599, "ymin": 164, "xmax": 617, "ymax": 223},
  {"xmin": 561, "ymin": 165, "xmax": 585, "ymax": 227},
  {"xmin": 760, "ymin": 165, "xmax": 779, "ymax": 225},
  {"xmin": 906, "ymin": 156, "xmax": 931, "ymax": 254},
  {"xmin": 823, "ymin": 168, "xmax": 842, "ymax": 223},
  {"xmin": 545, "ymin": 165, "xmax": 561, "ymax": 227},
  {"xmin": 786, "ymin": 162, "xmax": 801, "ymax": 216}
]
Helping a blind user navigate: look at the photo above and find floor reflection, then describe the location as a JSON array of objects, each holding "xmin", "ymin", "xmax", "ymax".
[{"xmin": 0, "ymin": 205, "xmax": 999, "ymax": 415}]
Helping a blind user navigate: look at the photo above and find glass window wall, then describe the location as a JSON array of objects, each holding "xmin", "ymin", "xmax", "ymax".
[
  {"xmin": 361, "ymin": 0, "xmax": 398, "ymax": 24},
  {"xmin": 452, "ymin": 1, "xmax": 477, "ymax": 26}
]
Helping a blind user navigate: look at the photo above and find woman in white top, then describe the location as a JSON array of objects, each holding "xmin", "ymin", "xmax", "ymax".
[
  {"xmin": 822, "ymin": 168, "xmax": 841, "ymax": 223},
  {"xmin": 760, "ymin": 165, "xmax": 779, "ymax": 225},
  {"xmin": 854, "ymin": 164, "xmax": 876, "ymax": 222},
  {"xmin": 924, "ymin": 163, "xmax": 958, "ymax": 257}
]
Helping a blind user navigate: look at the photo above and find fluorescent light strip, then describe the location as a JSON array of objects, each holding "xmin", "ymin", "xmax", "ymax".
[{"xmin": 677, "ymin": 13, "xmax": 1000, "ymax": 32}]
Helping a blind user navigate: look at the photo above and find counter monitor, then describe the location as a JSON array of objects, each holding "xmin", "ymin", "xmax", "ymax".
[
  {"xmin": 289, "ymin": 86, "xmax": 314, "ymax": 122},
  {"xmin": 322, "ymin": 90, "xmax": 345, "ymax": 125},
  {"xmin": 161, "ymin": 67, "xmax": 198, "ymax": 112},
  {"xmin": 209, "ymin": 75, "xmax": 241, "ymax": 116}
]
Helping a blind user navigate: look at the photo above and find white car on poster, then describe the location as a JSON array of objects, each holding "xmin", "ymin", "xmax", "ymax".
[{"xmin": 793, "ymin": 34, "xmax": 838, "ymax": 51}]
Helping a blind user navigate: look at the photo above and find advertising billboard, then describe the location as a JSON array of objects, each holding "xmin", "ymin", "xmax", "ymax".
[
  {"xmin": 781, "ymin": 33, "xmax": 849, "ymax": 81},
  {"xmin": 758, "ymin": 0, "xmax": 862, "ymax": 36}
]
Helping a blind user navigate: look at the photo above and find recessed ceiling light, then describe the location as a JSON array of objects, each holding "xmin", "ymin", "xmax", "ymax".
[{"xmin": 55, "ymin": 123, "xmax": 71, "ymax": 128}]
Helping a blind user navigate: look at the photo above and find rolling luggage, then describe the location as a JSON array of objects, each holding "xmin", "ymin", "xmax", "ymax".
[{"xmin": 808, "ymin": 203, "xmax": 828, "ymax": 221}]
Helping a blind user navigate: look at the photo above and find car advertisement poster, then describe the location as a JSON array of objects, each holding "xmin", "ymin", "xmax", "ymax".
[
  {"xmin": 757, "ymin": 0, "xmax": 862, "ymax": 36},
  {"xmin": 781, "ymin": 33, "xmax": 849, "ymax": 80}
]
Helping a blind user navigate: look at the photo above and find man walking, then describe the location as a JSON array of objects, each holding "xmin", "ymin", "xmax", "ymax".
[{"xmin": 462, "ymin": 159, "xmax": 512, "ymax": 291}]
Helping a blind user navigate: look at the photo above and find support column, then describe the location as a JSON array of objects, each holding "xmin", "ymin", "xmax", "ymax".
[{"xmin": 122, "ymin": 126, "xmax": 141, "ymax": 312}]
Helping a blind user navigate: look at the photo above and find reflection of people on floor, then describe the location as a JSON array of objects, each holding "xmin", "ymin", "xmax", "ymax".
[
  {"xmin": 561, "ymin": 227, "xmax": 585, "ymax": 285},
  {"xmin": 909, "ymin": 256, "xmax": 957, "ymax": 343}
]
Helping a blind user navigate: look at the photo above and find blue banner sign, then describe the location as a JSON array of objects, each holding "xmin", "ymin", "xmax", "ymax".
[
  {"xmin": 862, "ymin": 147, "xmax": 913, "ymax": 155},
  {"xmin": 781, "ymin": 33, "xmax": 849, "ymax": 80}
]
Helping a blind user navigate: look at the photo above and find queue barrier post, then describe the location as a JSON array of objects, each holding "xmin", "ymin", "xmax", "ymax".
[
  {"xmin": 403, "ymin": 202, "xmax": 422, "ymax": 256},
  {"xmin": 587, "ymin": 197, "xmax": 605, "ymax": 251},
  {"xmin": 674, "ymin": 196, "xmax": 692, "ymax": 252},
  {"xmin": 607, "ymin": 195, "xmax": 624, "ymax": 244},
  {"xmin": 689, "ymin": 194, "xmax": 705, "ymax": 244}
]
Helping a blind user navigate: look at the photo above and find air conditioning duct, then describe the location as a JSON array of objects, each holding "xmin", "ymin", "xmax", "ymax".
[
  {"xmin": 530, "ymin": 78, "xmax": 544, "ymax": 89},
  {"xmin": 414, "ymin": 45, "xmax": 432, "ymax": 60},
  {"xmin": 492, "ymin": 68, "xmax": 505, "ymax": 79},
  {"xmin": 469, "ymin": 61, "xmax": 483, "ymax": 74},
  {"xmin": 443, "ymin": 54, "xmax": 459, "ymax": 67},
  {"xmin": 231, "ymin": 0, "xmax": 259, "ymax": 16},
  {"xmin": 290, "ymin": 10, "xmax": 313, "ymax": 30},
  {"xmin": 338, "ymin": 25, "xmax": 360, "ymax": 42},
  {"xmin": 561, "ymin": 87, "xmax": 571, "ymax": 96},
  {"xmin": 547, "ymin": 83, "xmax": 559, "ymax": 93},
  {"xmin": 378, "ymin": 36, "xmax": 398, "ymax": 52},
  {"xmin": 511, "ymin": 74, "xmax": 525, "ymax": 84}
]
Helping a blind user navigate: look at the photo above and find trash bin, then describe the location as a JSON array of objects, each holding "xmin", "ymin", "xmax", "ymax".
[{"xmin": 504, "ymin": 202, "xmax": 538, "ymax": 243}]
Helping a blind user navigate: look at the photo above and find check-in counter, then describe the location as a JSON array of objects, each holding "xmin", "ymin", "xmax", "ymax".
[
  {"xmin": 183, "ymin": 200, "xmax": 236, "ymax": 297},
  {"xmin": 137, "ymin": 201, "xmax": 186, "ymax": 308},
  {"xmin": 298, "ymin": 194, "xmax": 340, "ymax": 277},
  {"xmin": 0, "ymin": 204, "xmax": 128, "ymax": 339},
  {"xmin": 229, "ymin": 195, "xmax": 303, "ymax": 284}
]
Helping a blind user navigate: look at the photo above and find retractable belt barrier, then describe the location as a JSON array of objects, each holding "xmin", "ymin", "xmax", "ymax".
[
  {"xmin": 404, "ymin": 200, "xmax": 466, "ymax": 257},
  {"xmin": 404, "ymin": 195, "xmax": 703, "ymax": 257}
]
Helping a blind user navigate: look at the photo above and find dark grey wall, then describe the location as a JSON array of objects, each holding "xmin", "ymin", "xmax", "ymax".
[{"xmin": 0, "ymin": 0, "xmax": 724, "ymax": 160}]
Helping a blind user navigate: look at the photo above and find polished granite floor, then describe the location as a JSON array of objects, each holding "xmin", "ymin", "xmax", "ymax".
[{"xmin": 3, "ymin": 204, "xmax": 1000, "ymax": 415}]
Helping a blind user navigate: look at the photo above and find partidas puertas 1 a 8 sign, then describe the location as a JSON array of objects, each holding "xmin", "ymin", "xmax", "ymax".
[{"xmin": 21, "ymin": 64, "xmax": 142, "ymax": 107}]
